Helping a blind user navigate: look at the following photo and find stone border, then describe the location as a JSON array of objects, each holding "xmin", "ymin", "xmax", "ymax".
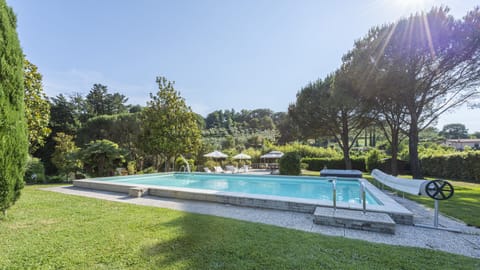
[{"xmin": 73, "ymin": 174, "xmax": 413, "ymax": 224}]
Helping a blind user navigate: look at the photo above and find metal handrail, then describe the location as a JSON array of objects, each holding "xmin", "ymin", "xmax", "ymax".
[
  {"xmin": 360, "ymin": 181, "xmax": 366, "ymax": 214},
  {"xmin": 329, "ymin": 177, "xmax": 337, "ymax": 211}
]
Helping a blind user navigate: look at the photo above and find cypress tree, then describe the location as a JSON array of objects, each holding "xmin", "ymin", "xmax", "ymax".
[{"xmin": 0, "ymin": 0, "xmax": 28, "ymax": 216}]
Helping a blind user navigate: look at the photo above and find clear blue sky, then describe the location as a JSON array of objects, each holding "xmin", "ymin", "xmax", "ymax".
[{"xmin": 8, "ymin": 0, "xmax": 480, "ymax": 132}]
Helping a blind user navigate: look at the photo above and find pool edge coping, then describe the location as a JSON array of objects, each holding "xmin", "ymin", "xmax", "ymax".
[{"xmin": 73, "ymin": 175, "xmax": 413, "ymax": 225}]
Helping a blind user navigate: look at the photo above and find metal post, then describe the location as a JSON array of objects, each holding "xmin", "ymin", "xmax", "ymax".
[
  {"xmin": 360, "ymin": 182, "xmax": 366, "ymax": 214},
  {"xmin": 331, "ymin": 178, "xmax": 337, "ymax": 211},
  {"xmin": 434, "ymin": 199, "xmax": 439, "ymax": 228}
]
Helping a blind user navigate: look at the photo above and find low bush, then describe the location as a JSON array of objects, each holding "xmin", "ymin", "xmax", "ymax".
[
  {"xmin": 365, "ymin": 149, "xmax": 383, "ymax": 172},
  {"xmin": 279, "ymin": 152, "xmax": 301, "ymax": 175},
  {"xmin": 127, "ymin": 161, "xmax": 136, "ymax": 175},
  {"xmin": 24, "ymin": 157, "xmax": 46, "ymax": 184},
  {"xmin": 140, "ymin": 166, "xmax": 156, "ymax": 174}
]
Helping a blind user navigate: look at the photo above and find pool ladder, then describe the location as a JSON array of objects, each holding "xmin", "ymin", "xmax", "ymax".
[{"xmin": 330, "ymin": 177, "xmax": 366, "ymax": 213}]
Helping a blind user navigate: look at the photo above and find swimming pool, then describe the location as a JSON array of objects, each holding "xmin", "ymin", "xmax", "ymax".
[
  {"xmin": 73, "ymin": 172, "xmax": 414, "ymax": 224},
  {"xmin": 93, "ymin": 173, "xmax": 380, "ymax": 205}
]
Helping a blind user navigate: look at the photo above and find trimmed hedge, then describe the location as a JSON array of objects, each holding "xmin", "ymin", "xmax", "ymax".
[
  {"xmin": 421, "ymin": 152, "xmax": 480, "ymax": 183},
  {"xmin": 279, "ymin": 152, "xmax": 301, "ymax": 175},
  {"xmin": 301, "ymin": 157, "xmax": 366, "ymax": 171}
]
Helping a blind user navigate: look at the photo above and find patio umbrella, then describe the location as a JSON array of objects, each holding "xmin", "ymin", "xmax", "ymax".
[
  {"xmin": 260, "ymin": 151, "xmax": 284, "ymax": 159},
  {"xmin": 204, "ymin": 150, "xmax": 228, "ymax": 159},
  {"xmin": 232, "ymin": 153, "xmax": 251, "ymax": 160}
]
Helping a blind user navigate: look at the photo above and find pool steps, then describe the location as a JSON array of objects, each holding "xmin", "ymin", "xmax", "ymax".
[{"xmin": 313, "ymin": 207, "xmax": 396, "ymax": 234}]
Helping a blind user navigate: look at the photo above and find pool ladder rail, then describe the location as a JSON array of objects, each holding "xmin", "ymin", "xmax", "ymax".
[{"xmin": 329, "ymin": 177, "xmax": 367, "ymax": 214}]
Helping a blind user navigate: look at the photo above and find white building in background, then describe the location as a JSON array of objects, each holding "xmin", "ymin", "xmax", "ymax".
[{"xmin": 445, "ymin": 139, "xmax": 480, "ymax": 150}]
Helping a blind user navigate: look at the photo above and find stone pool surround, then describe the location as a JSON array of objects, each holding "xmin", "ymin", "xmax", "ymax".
[{"xmin": 73, "ymin": 173, "xmax": 413, "ymax": 225}]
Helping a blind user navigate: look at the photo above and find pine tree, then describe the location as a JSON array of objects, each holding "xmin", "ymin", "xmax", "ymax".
[{"xmin": 0, "ymin": 0, "xmax": 28, "ymax": 216}]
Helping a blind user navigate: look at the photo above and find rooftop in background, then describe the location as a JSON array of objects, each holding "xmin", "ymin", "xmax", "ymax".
[{"xmin": 444, "ymin": 139, "xmax": 480, "ymax": 150}]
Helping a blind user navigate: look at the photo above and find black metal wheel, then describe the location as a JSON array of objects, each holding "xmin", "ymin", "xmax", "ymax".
[{"xmin": 425, "ymin": 180, "xmax": 454, "ymax": 200}]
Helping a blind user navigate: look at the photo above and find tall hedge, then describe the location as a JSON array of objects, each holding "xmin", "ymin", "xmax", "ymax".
[
  {"xmin": 421, "ymin": 152, "xmax": 480, "ymax": 183},
  {"xmin": 0, "ymin": 0, "xmax": 28, "ymax": 215}
]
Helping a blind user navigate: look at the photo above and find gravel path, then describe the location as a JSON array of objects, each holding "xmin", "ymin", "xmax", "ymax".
[{"xmin": 44, "ymin": 186, "xmax": 480, "ymax": 259}]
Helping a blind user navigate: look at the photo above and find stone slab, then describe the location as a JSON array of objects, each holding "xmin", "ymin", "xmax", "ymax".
[
  {"xmin": 314, "ymin": 206, "xmax": 396, "ymax": 234},
  {"xmin": 128, "ymin": 187, "xmax": 146, "ymax": 197}
]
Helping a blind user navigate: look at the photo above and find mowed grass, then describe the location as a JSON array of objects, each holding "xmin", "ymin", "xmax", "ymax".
[
  {"xmin": 0, "ymin": 186, "xmax": 479, "ymax": 269},
  {"xmin": 302, "ymin": 170, "xmax": 480, "ymax": 227}
]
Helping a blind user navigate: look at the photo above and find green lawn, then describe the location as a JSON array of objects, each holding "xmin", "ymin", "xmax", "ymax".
[
  {"xmin": 0, "ymin": 185, "xmax": 479, "ymax": 269},
  {"xmin": 302, "ymin": 170, "xmax": 480, "ymax": 227}
]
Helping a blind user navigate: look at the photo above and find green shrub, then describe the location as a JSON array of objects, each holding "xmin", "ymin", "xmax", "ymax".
[
  {"xmin": 276, "ymin": 143, "xmax": 341, "ymax": 159},
  {"xmin": 24, "ymin": 157, "xmax": 46, "ymax": 184},
  {"xmin": 365, "ymin": 149, "xmax": 383, "ymax": 172},
  {"xmin": 301, "ymin": 157, "xmax": 366, "ymax": 171},
  {"xmin": 47, "ymin": 175, "xmax": 65, "ymax": 183},
  {"xmin": 279, "ymin": 152, "xmax": 301, "ymax": 175},
  {"xmin": 127, "ymin": 161, "xmax": 136, "ymax": 175},
  {"xmin": 421, "ymin": 151, "xmax": 480, "ymax": 182},
  {"xmin": 300, "ymin": 162, "xmax": 309, "ymax": 170},
  {"xmin": 141, "ymin": 167, "xmax": 157, "ymax": 174},
  {"xmin": 203, "ymin": 160, "xmax": 218, "ymax": 170}
]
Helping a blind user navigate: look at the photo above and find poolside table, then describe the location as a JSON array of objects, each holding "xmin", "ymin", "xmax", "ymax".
[{"xmin": 320, "ymin": 169, "xmax": 362, "ymax": 178}]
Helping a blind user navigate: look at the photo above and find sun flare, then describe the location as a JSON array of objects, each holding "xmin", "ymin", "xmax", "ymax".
[{"xmin": 391, "ymin": 0, "xmax": 435, "ymax": 13}]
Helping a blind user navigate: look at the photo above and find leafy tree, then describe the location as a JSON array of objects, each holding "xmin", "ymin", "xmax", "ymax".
[
  {"xmin": 419, "ymin": 127, "xmax": 442, "ymax": 142},
  {"xmin": 76, "ymin": 113, "xmax": 142, "ymax": 160},
  {"xmin": 343, "ymin": 39, "xmax": 408, "ymax": 175},
  {"xmin": 24, "ymin": 58, "xmax": 51, "ymax": 153},
  {"xmin": 472, "ymin": 131, "xmax": 480, "ymax": 139},
  {"xmin": 345, "ymin": 7, "xmax": 480, "ymax": 178},
  {"xmin": 140, "ymin": 76, "xmax": 201, "ymax": 171},
  {"xmin": 440, "ymin": 123, "xmax": 469, "ymax": 139},
  {"xmin": 86, "ymin": 84, "xmax": 109, "ymax": 116},
  {"xmin": 0, "ymin": 0, "xmax": 28, "ymax": 216},
  {"xmin": 49, "ymin": 94, "xmax": 80, "ymax": 134},
  {"xmin": 51, "ymin": 133, "xmax": 81, "ymax": 180},
  {"xmin": 274, "ymin": 112, "xmax": 298, "ymax": 145},
  {"xmin": 85, "ymin": 84, "xmax": 128, "ymax": 117},
  {"xmin": 289, "ymin": 74, "xmax": 372, "ymax": 169},
  {"xmin": 79, "ymin": 139, "xmax": 124, "ymax": 177}
]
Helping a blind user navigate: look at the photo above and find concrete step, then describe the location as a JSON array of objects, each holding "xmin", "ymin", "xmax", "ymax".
[{"xmin": 313, "ymin": 207, "xmax": 396, "ymax": 234}]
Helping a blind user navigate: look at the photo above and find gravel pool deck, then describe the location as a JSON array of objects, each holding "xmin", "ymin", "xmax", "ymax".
[{"xmin": 44, "ymin": 185, "xmax": 480, "ymax": 259}]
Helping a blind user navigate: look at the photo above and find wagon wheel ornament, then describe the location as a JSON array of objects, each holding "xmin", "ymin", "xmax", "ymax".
[{"xmin": 425, "ymin": 180, "xmax": 454, "ymax": 200}]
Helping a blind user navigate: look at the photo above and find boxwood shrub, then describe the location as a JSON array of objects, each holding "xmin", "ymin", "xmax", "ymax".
[{"xmin": 279, "ymin": 152, "xmax": 301, "ymax": 175}]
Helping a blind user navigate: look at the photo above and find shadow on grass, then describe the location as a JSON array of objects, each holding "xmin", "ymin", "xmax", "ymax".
[{"xmin": 139, "ymin": 212, "xmax": 355, "ymax": 269}]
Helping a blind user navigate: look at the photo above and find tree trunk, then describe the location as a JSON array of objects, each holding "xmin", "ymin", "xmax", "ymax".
[
  {"xmin": 341, "ymin": 134, "xmax": 352, "ymax": 169},
  {"xmin": 390, "ymin": 130, "xmax": 399, "ymax": 176},
  {"xmin": 391, "ymin": 145, "xmax": 399, "ymax": 176},
  {"xmin": 409, "ymin": 118, "xmax": 423, "ymax": 179}
]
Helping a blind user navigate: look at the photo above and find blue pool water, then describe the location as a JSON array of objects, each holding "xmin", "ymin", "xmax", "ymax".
[{"xmin": 96, "ymin": 173, "xmax": 380, "ymax": 205}]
